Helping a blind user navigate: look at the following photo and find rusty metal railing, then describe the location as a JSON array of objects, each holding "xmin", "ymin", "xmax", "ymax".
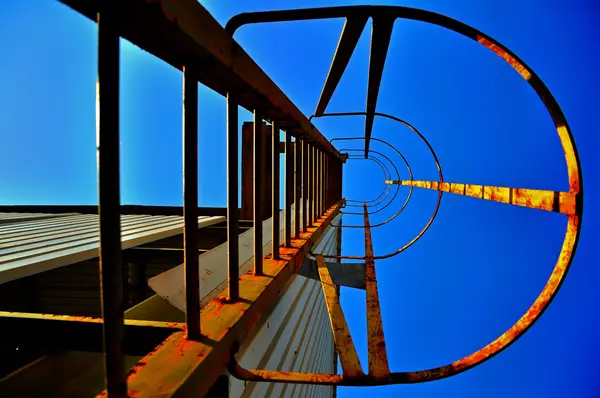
[{"xmin": 10, "ymin": 1, "xmax": 349, "ymax": 397}]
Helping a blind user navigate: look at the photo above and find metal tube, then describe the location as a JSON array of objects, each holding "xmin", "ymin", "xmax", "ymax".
[
  {"xmin": 227, "ymin": 93, "xmax": 239, "ymax": 301},
  {"xmin": 294, "ymin": 137, "xmax": 301, "ymax": 237},
  {"xmin": 307, "ymin": 144, "xmax": 313, "ymax": 227},
  {"xmin": 313, "ymin": 147, "xmax": 318, "ymax": 222},
  {"xmin": 183, "ymin": 66, "xmax": 200, "ymax": 338},
  {"xmin": 363, "ymin": 204, "xmax": 390, "ymax": 380},
  {"xmin": 302, "ymin": 140, "xmax": 308, "ymax": 232},
  {"xmin": 284, "ymin": 131, "xmax": 292, "ymax": 246},
  {"xmin": 316, "ymin": 151, "xmax": 321, "ymax": 217},
  {"xmin": 325, "ymin": 154, "xmax": 329, "ymax": 209},
  {"xmin": 323, "ymin": 152, "xmax": 326, "ymax": 213},
  {"xmin": 96, "ymin": 9, "xmax": 126, "ymax": 397},
  {"xmin": 272, "ymin": 122, "xmax": 280, "ymax": 259},
  {"xmin": 253, "ymin": 111, "xmax": 263, "ymax": 275}
]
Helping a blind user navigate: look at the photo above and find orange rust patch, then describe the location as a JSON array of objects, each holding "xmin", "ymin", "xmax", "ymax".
[
  {"xmin": 477, "ymin": 35, "xmax": 532, "ymax": 80},
  {"xmin": 465, "ymin": 184, "xmax": 483, "ymax": 198}
]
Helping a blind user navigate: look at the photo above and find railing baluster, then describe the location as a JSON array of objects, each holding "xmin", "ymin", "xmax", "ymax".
[
  {"xmin": 284, "ymin": 131, "xmax": 293, "ymax": 246},
  {"xmin": 227, "ymin": 94, "xmax": 239, "ymax": 301},
  {"xmin": 317, "ymin": 150, "xmax": 322, "ymax": 217},
  {"xmin": 272, "ymin": 122, "xmax": 280, "ymax": 259},
  {"xmin": 310, "ymin": 146, "xmax": 313, "ymax": 222},
  {"xmin": 96, "ymin": 8, "xmax": 126, "ymax": 397},
  {"xmin": 302, "ymin": 140, "xmax": 308, "ymax": 232},
  {"xmin": 254, "ymin": 111, "xmax": 263, "ymax": 275},
  {"xmin": 314, "ymin": 149, "xmax": 318, "ymax": 220},
  {"xmin": 294, "ymin": 137, "xmax": 301, "ymax": 237},
  {"xmin": 183, "ymin": 67, "xmax": 200, "ymax": 338}
]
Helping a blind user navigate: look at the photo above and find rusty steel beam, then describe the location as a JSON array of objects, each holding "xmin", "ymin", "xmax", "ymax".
[
  {"xmin": 254, "ymin": 111, "xmax": 264, "ymax": 275},
  {"xmin": 61, "ymin": 0, "xmax": 343, "ymax": 161},
  {"xmin": 272, "ymin": 122, "xmax": 281, "ymax": 259},
  {"xmin": 387, "ymin": 180, "xmax": 578, "ymax": 216},
  {"xmin": 315, "ymin": 255, "xmax": 364, "ymax": 378},
  {"xmin": 314, "ymin": 17, "xmax": 368, "ymax": 116},
  {"xmin": 363, "ymin": 205, "xmax": 390, "ymax": 381},
  {"xmin": 182, "ymin": 66, "xmax": 200, "ymax": 338},
  {"xmin": 96, "ymin": 8, "xmax": 126, "ymax": 397},
  {"xmin": 107, "ymin": 204, "xmax": 341, "ymax": 398},
  {"xmin": 0, "ymin": 312, "xmax": 183, "ymax": 357},
  {"xmin": 227, "ymin": 94, "xmax": 240, "ymax": 301}
]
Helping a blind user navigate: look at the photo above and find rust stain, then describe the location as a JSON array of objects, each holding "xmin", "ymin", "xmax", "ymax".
[
  {"xmin": 401, "ymin": 180, "xmax": 577, "ymax": 216},
  {"xmin": 363, "ymin": 205, "xmax": 391, "ymax": 381},
  {"xmin": 450, "ymin": 183, "xmax": 464, "ymax": 195},
  {"xmin": 465, "ymin": 184, "xmax": 483, "ymax": 198},
  {"xmin": 557, "ymin": 125, "xmax": 580, "ymax": 193},
  {"xmin": 316, "ymin": 254, "xmax": 364, "ymax": 378},
  {"xmin": 117, "ymin": 205, "xmax": 341, "ymax": 397},
  {"xmin": 477, "ymin": 35, "xmax": 532, "ymax": 80}
]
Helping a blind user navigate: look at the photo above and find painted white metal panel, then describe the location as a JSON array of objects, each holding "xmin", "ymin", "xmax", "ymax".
[
  {"xmin": 148, "ymin": 204, "xmax": 302, "ymax": 312},
  {"xmin": 229, "ymin": 214, "xmax": 340, "ymax": 398}
]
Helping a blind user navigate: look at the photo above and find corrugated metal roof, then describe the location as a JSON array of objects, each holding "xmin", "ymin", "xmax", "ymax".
[
  {"xmin": 0, "ymin": 213, "xmax": 225, "ymax": 284},
  {"xmin": 0, "ymin": 212, "xmax": 77, "ymax": 224}
]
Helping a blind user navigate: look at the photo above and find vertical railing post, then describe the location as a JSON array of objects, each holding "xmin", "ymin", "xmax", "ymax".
[
  {"xmin": 323, "ymin": 152, "xmax": 326, "ymax": 212},
  {"xmin": 253, "ymin": 111, "xmax": 263, "ymax": 275},
  {"xmin": 227, "ymin": 93, "xmax": 239, "ymax": 301},
  {"xmin": 307, "ymin": 144, "xmax": 313, "ymax": 227},
  {"xmin": 284, "ymin": 131, "xmax": 293, "ymax": 246},
  {"xmin": 316, "ymin": 150, "xmax": 321, "ymax": 217},
  {"xmin": 294, "ymin": 137, "xmax": 301, "ymax": 237},
  {"xmin": 302, "ymin": 140, "xmax": 308, "ymax": 232},
  {"xmin": 322, "ymin": 152, "xmax": 326, "ymax": 212},
  {"xmin": 96, "ymin": 8, "xmax": 126, "ymax": 397},
  {"xmin": 183, "ymin": 67, "xmax": 200, "ymax": 338},
  {"xmin": 312, "ymin": 147, "xmax": 319, "ymax": 223},
  {"xmin": 324, "ymin": 154, "xmax": 328, "ymax": 210},
  {"xmin": 271, "ymin": 122, "xmax": 280, "ymax": 259}
]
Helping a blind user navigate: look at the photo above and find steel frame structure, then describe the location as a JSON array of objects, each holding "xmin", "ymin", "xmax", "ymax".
[
  {"xmin": 1, "ymin": 1, "xmax": 583, "ymax": 397},
  {"xmin": 225, "ymin": 2, "xmax": 583, "ymax": 389}
]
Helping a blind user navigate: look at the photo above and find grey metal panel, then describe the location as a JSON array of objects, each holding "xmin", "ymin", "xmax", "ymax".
[
  {"xmin": 235, "ymin": 220, "xmax": 338, "ymax": 398},
  {"xmin": 0, "ymin": 213, "xmax": 225, "ymax": 284}
]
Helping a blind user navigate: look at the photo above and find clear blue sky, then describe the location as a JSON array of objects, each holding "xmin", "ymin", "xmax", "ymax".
[{"xmin": 1, "ymin": 1, "xmax": 599, "ymax": 397}]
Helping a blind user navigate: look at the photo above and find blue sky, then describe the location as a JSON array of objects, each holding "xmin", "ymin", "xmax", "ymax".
[{"xmin": 1, "ymin": 1, "xmax": 599, "ymax": 397}]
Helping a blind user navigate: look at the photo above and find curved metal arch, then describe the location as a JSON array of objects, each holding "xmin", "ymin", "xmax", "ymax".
[
  {"xmin": 339, "ymin": 136, "xmax": 414, "ymax": 206},
  {"xmin": 338, "ymin": 149, "xmax": 401, "ymax": 215},
  {"xmin": 227, "ymin": 4, "xmax": 583, "ymax": 388},
  {"xmin": 315, "ymin": 114, "xmax": 443, "ymax": 255},
  {"xmin": 342, "ymin": 155, "xmax": 393, "ymax": 209},
  {"xmin": 344, "ymin": 156, "xmax": 389, "ymax": 205}
]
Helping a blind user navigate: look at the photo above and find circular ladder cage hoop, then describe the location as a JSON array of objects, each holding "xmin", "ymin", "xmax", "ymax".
[
  {"xmin": 342, "ymin": 156, "xmax": 392, "ymax": 207},
  {"xmin": 334, "ymin": 136, "xmax": 415, "ymax": 210},
  {"xmin": 341, "ymin": 155, "xmax": 394, "ymax": 210},
  {"xmin": 338, "ymin": 136, "xmax": 415, "ymax": 208},
  {"xmin": 338, "ymin": 149, "xmax": 402, "ymax": 216},
  {"xmin": 226, "ymin": 5, "xmax": 583, "ymax": 386},
  {"xmin": 314, "ymin": 115, "xmax": 443, "ymax": 256}
]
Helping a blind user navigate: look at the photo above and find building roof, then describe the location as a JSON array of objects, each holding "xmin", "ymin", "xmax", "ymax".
[{"xmin": 0, "ymin": 212, "xmax": 224, "ymax": 284}]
